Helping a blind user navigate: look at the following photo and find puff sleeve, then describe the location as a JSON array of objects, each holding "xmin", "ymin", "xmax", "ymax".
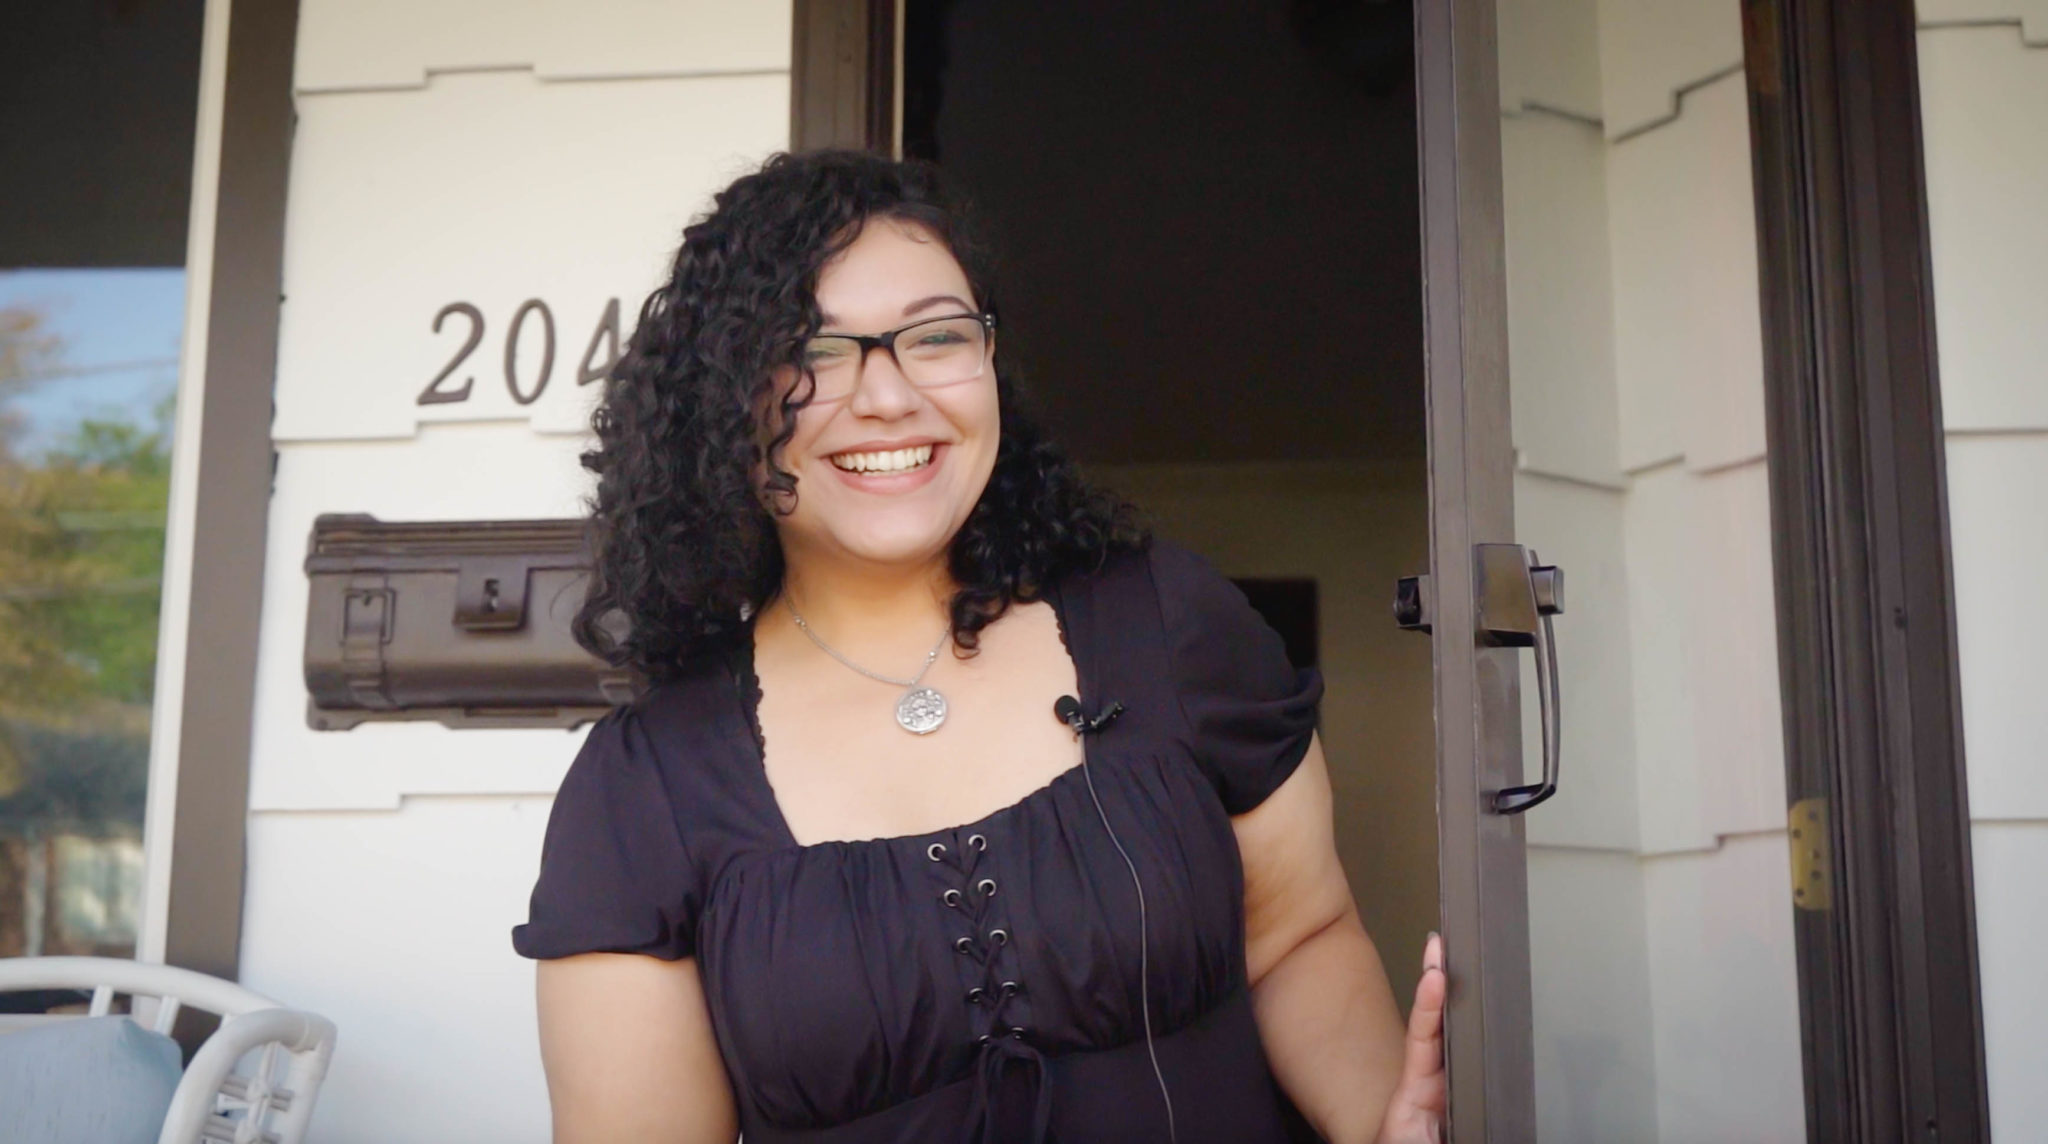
[
  {"xmin": 511, "ymin": 705, "xmax": 702, "ymax": 961},
  {"xmin": 1153, "ymin": 542, "xmax": 1325, "ymax": 816}
]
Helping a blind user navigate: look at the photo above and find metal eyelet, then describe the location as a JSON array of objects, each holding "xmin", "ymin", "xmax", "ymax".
[
  {"xmin": 1009, "ymin": 1026, "xmax": 1027, "ymax": 1039},
  {"xmin": 941, "ymin": 889, "xmax": 963, "ymax": 908},
  {"xmin": 966, "ymin": 986, "xmax": 986, "ymax": 1004},
  {"xmin": 999, "ymin": 980, "xmax": 1019, "ymax": 996},
  {"xmin": 967, "ymin": 833, "xmax": 987, "ymax": 852},
  {"xmin": 926, "ymin": 842, "xmax": 947, "ymax": 862},
  {"xmin": 976, "ymin": 878, "xmax": 997, "ymax": 897},
  {"xmin": 977, "ymin": 1032, "xmax": 993, "ymax": 1045},
  {"xmin": 954, "ymin": 936, "xmax": 975, "ymax": 955},
  {"xmin": 988, "ymin": 928, "xmax": 1009, "ymax": 946}
]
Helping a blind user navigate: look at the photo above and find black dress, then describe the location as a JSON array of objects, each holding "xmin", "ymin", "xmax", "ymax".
[{"xmin": 513, "ymin": 541, "xmax": 1326, "ymax": 1143}]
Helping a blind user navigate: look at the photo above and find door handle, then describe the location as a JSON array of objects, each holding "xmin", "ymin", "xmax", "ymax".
[
  {"xmin": 1395, "ymin": 545, "xmax": 1566, "ymax": 814},
  {"xmin": 1479, "ymin": 544, "xmax": 1564, "ymax": 813}
]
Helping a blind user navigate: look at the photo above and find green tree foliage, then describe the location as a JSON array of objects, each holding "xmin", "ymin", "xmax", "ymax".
[{"xmin": 0, "ymin": 306, "xmax": 167, "ymax": 830}]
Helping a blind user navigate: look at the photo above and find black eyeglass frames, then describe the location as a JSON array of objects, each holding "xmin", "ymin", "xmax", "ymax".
[{"xmin": 796, "ymin": 312, "xmax": 995, "ymax": 400}]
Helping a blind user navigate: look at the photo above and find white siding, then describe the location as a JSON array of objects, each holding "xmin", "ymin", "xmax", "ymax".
[
  {"xmin": 1591, "ymin": 0, "xmax": 1746, "ymax": 139},
  {"xmin": 1523, "ymin": 848, "xmax": 1657, "ymax": 1142},
  {"xmin": 1919, "ymin": 22, "xmax": 2048, "ymax": 432},
  {"xmin": 293, "ymin": 0, "xmax": 788, "ymax": 91},
  {"xmin": 240, "ymin": 799, "xmax": 558, "ymax": 1141},
  {"xmin": 272, "ymin": 69, "xmax": 787, "ymax": 442},
  {"xmin": 240, "ymin": 4, "xmax": 789, "ymax": 1139},
  {"xmin": 1514, "ymin": 474, "xmax": 1640, "ymax": 853},
  {"xmin": 1500, "ymin": 7, "xmax": 1804, "ymax": 1139},
  {"xmin": 1968, "ymin": 822, "xmax": 2048, "ymax": 1134},
  {"xmin": 1638, "ymin": 836, "xmax": 1804, "ymax": 1144},
  {"xmin": 1917, "ymin": 17, "xmax": 2048, "ymax": 1139}
]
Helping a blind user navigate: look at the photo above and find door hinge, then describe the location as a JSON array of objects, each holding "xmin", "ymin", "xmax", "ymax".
[{"xmin": 1789, "ymin": 798, "xmax": 1831, "ymax": 911}]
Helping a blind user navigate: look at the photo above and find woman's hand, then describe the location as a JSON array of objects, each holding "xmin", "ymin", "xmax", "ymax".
[{"xmin": 1375, "ymin": 932, "xmax": 1447, "ymax": 1144}]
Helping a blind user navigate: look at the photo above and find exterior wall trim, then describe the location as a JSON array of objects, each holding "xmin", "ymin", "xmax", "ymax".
[
  {"xmin": 141, "ymin": 0, "xmax": 230, "ymax": 973},
  {"xmin": 790, "ymin": 0, "xmax": 896, "ymax": 153},
  {"xmin": 145, "ymin": 0, "xmax": 299, "ymax": 994},
  {"xmin": 1742, "ymin": 1, "xmax": 1992, "ymax": 1138}
]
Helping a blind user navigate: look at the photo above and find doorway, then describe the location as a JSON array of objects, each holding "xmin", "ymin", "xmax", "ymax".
[{"xmin": 897, "ymin": 0, "xmax": 1442, "ymax": 1026}]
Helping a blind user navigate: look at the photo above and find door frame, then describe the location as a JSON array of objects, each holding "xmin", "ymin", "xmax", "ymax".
[
  {"xmin": 140, "ymin": 0, "xmax": 297, "ymax": 1003},
  {"xmin": 1740, "ymin": 1, "xmax": 1990, "ymax": 1137},
  {"xmin": 794, "ymin": 0, "xmax": 1991, "ymax": 1137},
  {"xmin": 791, "ymin": 0, "xmax": 898, "ymax": 154},
  {"xmin": 1415, "ymin": 0, "xmax": 1990, "ymax": 1138}
]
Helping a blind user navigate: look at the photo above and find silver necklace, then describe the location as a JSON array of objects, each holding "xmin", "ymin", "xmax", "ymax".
[{"xmin": 787, "ymin": 602, "xmax": 951, "ymax": 735}]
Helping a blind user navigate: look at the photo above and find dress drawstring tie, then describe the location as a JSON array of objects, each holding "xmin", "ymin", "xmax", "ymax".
[{"xmin": 968, "ymin": 1032, "xmax": 1052, "ymax": 1144}]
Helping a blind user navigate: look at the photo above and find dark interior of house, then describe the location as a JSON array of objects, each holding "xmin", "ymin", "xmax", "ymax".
[{"xmin": 902, "ymin": 0, "xmax": 1423, "ymax": 468}]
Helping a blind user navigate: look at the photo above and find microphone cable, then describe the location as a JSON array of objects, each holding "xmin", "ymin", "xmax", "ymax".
[{"xmin": 1058, "ymin": 696, "xmax": 1176, "ymax": 1144}]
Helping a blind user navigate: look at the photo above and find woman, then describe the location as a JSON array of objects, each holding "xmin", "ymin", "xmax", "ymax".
[{"xmin": 513, "ymin": 150, "xmax": 1445, "ymax": 1143}]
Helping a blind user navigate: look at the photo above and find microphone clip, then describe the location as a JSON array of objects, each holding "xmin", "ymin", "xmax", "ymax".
[{"xmin": 1055, "ymin": 696, "xmax": 1125, "ymax": 736}]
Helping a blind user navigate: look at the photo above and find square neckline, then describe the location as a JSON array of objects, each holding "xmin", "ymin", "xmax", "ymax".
[{"xmin": 734, "ymin": 572, "xmax": 1099, "ymax": 854}]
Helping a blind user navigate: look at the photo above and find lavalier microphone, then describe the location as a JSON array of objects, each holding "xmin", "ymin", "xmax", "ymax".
[
  {"xmin": 1054, "ymin": 695, "xmax": 1124, "ymax": 736},
  {"xmin": 1053, "ymin": 694, "xmax": 1174, "ymax": 1143}
]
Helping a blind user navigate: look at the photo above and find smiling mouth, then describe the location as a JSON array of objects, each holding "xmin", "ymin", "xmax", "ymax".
[{"xmin": 829, "ymin": 444, "xmax": 936, "ymax": 474}]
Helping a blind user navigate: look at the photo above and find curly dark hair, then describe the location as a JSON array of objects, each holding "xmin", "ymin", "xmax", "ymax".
[{"xmin": 572, "ymin": 150, "xmax": 1147, "ymax": 682}]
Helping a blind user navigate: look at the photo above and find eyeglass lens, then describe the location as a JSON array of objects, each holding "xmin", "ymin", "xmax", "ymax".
[{"xmin": 801, "ymin": 315, "xmax": 988, "ymax": 399}]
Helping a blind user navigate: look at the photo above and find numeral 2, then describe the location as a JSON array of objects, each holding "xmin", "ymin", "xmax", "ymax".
[{"xmin": 419, "ymin": 302, "xmax": 483, "ymax": 405}]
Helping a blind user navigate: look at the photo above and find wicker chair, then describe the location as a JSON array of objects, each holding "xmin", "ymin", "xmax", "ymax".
[{"xmin": 0, "ymin": 956, "xmax": 336, "ymax": 1144}]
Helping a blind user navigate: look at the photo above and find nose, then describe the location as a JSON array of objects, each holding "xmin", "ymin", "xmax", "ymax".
[{"xmin": 846, "ymin": 344, "xmax": 922, "ymax": 420}]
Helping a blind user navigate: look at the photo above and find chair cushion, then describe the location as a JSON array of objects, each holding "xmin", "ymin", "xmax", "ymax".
[{"xmin": 0, "ymin": 1014, "xmax": 182, "ymax": 1144}]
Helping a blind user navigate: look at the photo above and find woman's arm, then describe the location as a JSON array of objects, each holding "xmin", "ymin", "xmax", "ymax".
[
  {"xmin": 1238, "ymin": 734, "xmax": 1444, "ymax": 1144},
  {"xmin": 536, "ymin": 952, "xmax": 738, "ymax": 1144}
]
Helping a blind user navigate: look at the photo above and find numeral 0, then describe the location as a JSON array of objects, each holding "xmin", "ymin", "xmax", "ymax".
[
  {"xmin": 504, "ymin": 299, "xmax": 555, "ymax": 406},
  {"xmin": 419, "ymin": 298, "xmax": 624, "ymax": 408}
]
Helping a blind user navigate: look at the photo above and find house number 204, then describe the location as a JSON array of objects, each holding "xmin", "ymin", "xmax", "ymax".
[{"xmin": 416, "ymin": 297, "xmax": 625, "ymax": 407}]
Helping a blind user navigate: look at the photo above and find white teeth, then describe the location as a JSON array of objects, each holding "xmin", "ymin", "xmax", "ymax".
[{"xmin": 830, "ymin": 444, "xmax": 935, "ymax": 474}]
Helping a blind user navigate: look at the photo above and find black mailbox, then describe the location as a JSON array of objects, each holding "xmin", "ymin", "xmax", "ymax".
[{"xmin": 302, "ymin": 514, "xmax": 637, "ymax": 730}]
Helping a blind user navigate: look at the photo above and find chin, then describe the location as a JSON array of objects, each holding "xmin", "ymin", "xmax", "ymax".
[{"xmin": 837, "ymin": 529, "xmax": 956, "ymax": 568}]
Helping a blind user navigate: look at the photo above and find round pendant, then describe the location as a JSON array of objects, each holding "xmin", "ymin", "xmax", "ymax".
[{"xmin": 896, "ymin": 686, "xmax": 948, "ymax": 735}]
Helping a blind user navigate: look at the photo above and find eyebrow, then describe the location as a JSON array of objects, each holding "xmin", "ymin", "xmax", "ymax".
[
  {"xmin": 902, "ymin": 293, "xmax": 974, "ymax": 317},
  {"xmin": 817, "ymin": 294, "xmax": 976, "ymax": 328}
]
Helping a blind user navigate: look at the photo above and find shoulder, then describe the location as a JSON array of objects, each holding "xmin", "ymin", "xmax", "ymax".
[
  {"xmin": 596, "ymin": 648, "xmax": 788, "ymax": 860},
  {"xmin": 629, "ymin": 645, "xmax": 746, "ymax": 720},
  {"xmin": 1047, "ymin": 537, "xmax": 1274, "ymax": 651},
  {"xmin": 607, "ymin": 648, "xmax": 751, "ymax": 758},
  {"xmin": 1047, "ymin": 537, "xmax": 1226, "ymax": 610},
  {"xmin": 548, "ymin": 700, "xmax": 676, "ymax": 832},
  {"xmin": 515, "ymin": 691, "xmax": 710, "ymax": 961},
  {"xmin": 551, "ymin": 653, "xmax": 755, "ymax": 830},
  {"xmin": 1139, "ymin": 539, "xmax": 1269, "ymax": 644},
  {"xmin": 1142, "ymin": 537, "xmax": 1230, "ymax": 598},
  {"xmin": 1054, "ymin": 538, "xmax": 1299, "ymax": 697},
  {"xmin": 1133, "ymin": 545, "xmax": 1325, "ymax": 816}
]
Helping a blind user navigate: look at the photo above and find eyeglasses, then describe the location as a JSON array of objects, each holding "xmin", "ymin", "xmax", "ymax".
[{"xmin": 796, "ymin": 312, "xmax": 995, "ymax": 402}]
